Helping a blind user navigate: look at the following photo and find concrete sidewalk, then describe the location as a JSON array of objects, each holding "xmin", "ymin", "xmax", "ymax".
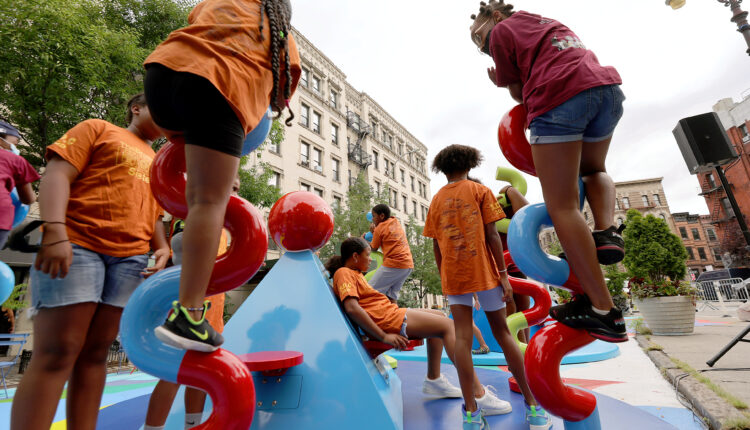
[{"xmin": 637, "ymin": 304, "xmax": 750, "ymax": 429}]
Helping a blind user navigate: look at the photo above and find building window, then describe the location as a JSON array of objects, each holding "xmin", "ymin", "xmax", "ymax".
[
  {"xmin": 739, "ymin": 123, "xmax": 749, "ymax": 142},
  {"xmin": 300, "ymin": 104, "xmax": 310, "ymax": 127},
  {"xmin": 722, "ymin": 198, "xmax": 735, "ymax": 218},
  {"xmin": 312, "ymin": 111, "xmax": 321, "ymax": 134},
  {"xmin": 268, "ymin": 138, "xmax": 280, "ymax": 154},
  {"xmin": 398, "ymin": 143, "xmax": 403, "ymax": 155},
  {"xmin": 422, "ymin": 205, "xmax": 427, "ymax": 221},
  {"xmin": 333, "ymin": 195, "xmax": 342, "ymax": 209},
  {"xmin": 707, "ymin": 173, "xmax": 717, "ymax": 188},
  {"xmin": 300, "ymin": 182, "xmax": 311, "ymax": 192},
  {"xmin": 641, "ymin": 195, "xmax": 649, "ymax": 207},
  {"xmin": 300, "ymin": 142, "xmax": 310, "ymax": 165},
  {"xmin": 698, "ymin": 247, "xmax": 707, "ymax": 260},
  {"xmin": 329, "ymin": 89, "xmax": 338, "ymax": 109},
  {"xmin": 374, "ymin": 180, "xmax": 381, "ymax": 196},
  {"xmin": 312, "ymin": 75, "xmax": 320, "ymax": 94},
  {"xmin": 301, "ymin": 67, "xmax": 309, "ymax": 87},
  {"xmin": 615, "ymin": 199, "xmax": 620, "ymax": 210},
  {"xmin": 312, "ymin": 148, "xmax": 322, "ymax": 171},
  {"xmin": 332, "ymin": 158, "xmax": 340, "ymax": 182},
  {"xmin": 372, "ymin": 150, "xmax": 379, "ymax": 170},
  {"xmin": 617, "ymin": 217, "xmax": 624, "ymax": 226},
  {"xmin": 331, "ymin": 123, "xmax": 339, "ymax": 145},
  {"xmin": 400, "ymin": 169, "xmax": 405, "ymax": 184},
  {"xmin": 686, "ymin": 246, "xmax": 694, "ymax": 260},
  {"xmin": 659, "ymin": 213, "xmax": 667, "ymax": 222},
  {"xmin": 707, "ymin": 228, "xmax": 717, "ymax": 241},
  {"xmin": 653, "ymin": 194, "xmax": 661, "ymax": 206},
  {"xmin": 268, "ymin": 171, "xmax": 281, "ymax": 188},
  {"xmin": 384, "ymin": 159, "xmax": 391, "ymax": 177},
  {"xmin": 713, "ymin": 247, "xmax": 722, "ymax": 261},
  {"xmin": 402, "ymin": 195, "xmax": 407, "ymax": 213},
  {"xmin": 622, "ymin": 197, "xmax": 630, "ymax": 209},
  {"xmin": 411, "ymin": 176, "xmax": 415, "ymax": 192},
  {"xmin": 584, "ymin": 211, "xmax": 589, "ymax": 221},
  {"xmin": 679, "ymin": 226, "xmax": 688, "ymax": 239},
  {"xmin": 413, "ymin": 200, "xmax": 418, "ymax": 216},
  {"xmin": 691, "ymin": 228, "xmax": 700, "ymax": 240},
  {"xmin": 314, "ymin": 187, "xmax": 323, "ymax": 197},
  {"xmin": 391, "ymin": 190, "xmax": 398, "ymax": 209}
]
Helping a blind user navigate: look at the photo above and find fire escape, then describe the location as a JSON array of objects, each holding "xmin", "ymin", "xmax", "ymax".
[
  {"xmin": 699, "ymin": 173, "xmax": 736, "ymax": 262},
  {"xmin": 346, "ymin": 111, "xmax": 373, "ymax": 185}
]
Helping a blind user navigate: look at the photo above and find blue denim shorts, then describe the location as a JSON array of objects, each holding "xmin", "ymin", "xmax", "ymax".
[
  {"xmin": 529, "ymin": 84, "xmax": 625, "ymax": 144},
  {"xmin": 31, "ymin": 243, "xmax": 148, "ymax": 309},
  {"xmin": 447, "ymin": 286, "xmax": 507, "ymax": 312}
]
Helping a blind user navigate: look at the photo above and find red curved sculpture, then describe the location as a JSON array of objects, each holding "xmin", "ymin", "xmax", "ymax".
[
  {"xmin": 503, "ymin": 252, "xmax": 550, "ymax": 327},
  {"xmin": 498, "ymin": 104, "xmax": 536, "ymax": 177}
]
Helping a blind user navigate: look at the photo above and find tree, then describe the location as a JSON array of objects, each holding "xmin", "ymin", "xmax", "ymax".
[
  {"xmin": 0, "ymin": 0, "xmax": 191, "ymax": 167},
  {"xmin": 399, "ymin": 217, "xmax": 442, "ymax": 308},
  {"xmin": 622, "ymin": 209, "xmax": 687, "ymax": 282},
  {"xmin": 237, "ymin": 120, "xmax": 284, "ymax": 209}
]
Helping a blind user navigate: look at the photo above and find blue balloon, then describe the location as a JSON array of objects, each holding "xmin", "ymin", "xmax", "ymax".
[
  {"xmin": 366, "ymin": 212, "xmax": 373, "ymax": 223},
  {"xmin": 0, "ymin": 262, "xmax": 15, "ymax": 305},
  {"xmin": 10, "ymin": 189, "xmax": 29, "ymax": 229},
  {"xmin": 241, "ymin": 107, "xmax": 273, "ymax": 156},
  {"xmin": 364, "ymin": 232, "xmax": 373, "ymax": 242}
]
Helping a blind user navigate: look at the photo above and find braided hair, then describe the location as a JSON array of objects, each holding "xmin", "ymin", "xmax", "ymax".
[
  {"xmin": 259, "ymin": 0, "xmax": 295, "ymax": 126},
  {"xmin": 470, "ymin": 0, "xmax": 515, "ymax": 22}
]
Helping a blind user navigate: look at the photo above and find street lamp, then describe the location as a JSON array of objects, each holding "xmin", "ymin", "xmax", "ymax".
[{"xmin": 667, "ymin": 0, "xmax": 750, "ymax": 55}]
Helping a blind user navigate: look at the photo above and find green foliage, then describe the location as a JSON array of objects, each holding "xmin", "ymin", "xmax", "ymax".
[
  {"xmin": 0, "ymin": 0, "xmax": 191, "ymax": 168},
  {"xmin": 237, "ymin": 120, "xmax": 284, "ymax": 209},
  {"xmin": 629, "ymin": 277, "xmax": 697, "ymax": 300},
  {"xmin": 400, "ymin": 218, "xmax": 442, "ymax": 308},
  {"xmin": 546, "ymin": 235, "xmax": 563, "ymax": 256},
  {"xmin": 623, "ymin": 209, "xmax": 688, "ymax": 282},
  {"xmin": 604, "ymin": 265, "xmax": 629, "ymax": 297},
  {"xmin": 552, "ymin": 288, "xmax": 572, "ymax": 304},
  {"xmin": 2, "ymin": 284, "xmax": 29, "ymax": 310}
]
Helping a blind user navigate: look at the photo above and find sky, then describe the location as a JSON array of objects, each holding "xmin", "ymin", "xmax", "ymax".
[{"xmin": 291, "ymin": 0, "xmax": 750, "ymax": 215}]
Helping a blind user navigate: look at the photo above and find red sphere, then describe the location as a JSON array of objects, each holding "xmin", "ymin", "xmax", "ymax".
[
  {"xmin": 498, "ymin": 104, "xmax": 537, "ymax": 177},
  {"xmin": 268, "ymin": 192, "xmax": 334, "ymax": 252}
]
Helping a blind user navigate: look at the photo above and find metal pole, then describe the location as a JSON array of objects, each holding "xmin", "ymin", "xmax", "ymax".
[
  {"xmin": 718, "ymin": 0, "xmax": 750, "ymax": 56},
  {"xmin": 715, "ymin": 166, "xmax": 750, "ymax": 247}
]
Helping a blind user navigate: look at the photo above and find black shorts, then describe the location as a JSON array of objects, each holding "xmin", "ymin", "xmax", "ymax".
[{"xmin": 144, "ymin": 63, "xmax": 244, "ymax": 157}]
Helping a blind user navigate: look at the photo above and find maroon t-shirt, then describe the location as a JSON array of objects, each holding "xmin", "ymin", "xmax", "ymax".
[
  {"xmin": 0, "ymin": 150, "xmax": 40, "ymax": 230},
  {"xmin": 490, "ymin": 11, "xmax": 622, "ymax": 125}
]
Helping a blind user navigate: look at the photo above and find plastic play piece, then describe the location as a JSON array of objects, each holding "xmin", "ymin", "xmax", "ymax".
[
  {"xmin": 0, "ymin": 262, "xmax": 14, "ymax": 305},
  {"xmin": 497, "ymin": 104, "xmax": 536, "ymax": 176},
  {"xmin": 363, "ymin": 339, "xmax": 423, "ymax": 359},
  {"xmin": 364, "ymin": 250, "xmax": 383, "ymax": 282},
  {"xmin": 240, "ymin": 351, "xmax": 304, "ymax": 376},
  {"xmin": 383, "ymin": 355, "xmax": 398, "ymax": 369},
  {"xmin": 496, "ymin": 166, "xmax": 528, "ymax": 196},
  {"xmin": 268, "ymin": 191, "xmax": 334, "ymax": 252},
  {"xmin": 10, "ymin": 188, "xmax": 29, "ymax": 229},
  {"xmin": 241, "ymin": 107, "xmax": 272, "ymax": 156}
]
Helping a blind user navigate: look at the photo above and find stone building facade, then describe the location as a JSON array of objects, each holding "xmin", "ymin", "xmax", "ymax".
[{"xmin": 672, "ymin": 212, "xmax": 723, "ymax": 279}]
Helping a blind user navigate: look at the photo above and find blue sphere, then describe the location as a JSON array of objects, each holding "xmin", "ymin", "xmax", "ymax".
[
  {"xmin": 364, "ymin": 232, "xmax": 373, "ymax": 242},
  {"xmin": 366, "ymin": 212, "xmax": 373, "ymax": 223},
  {"xmin": 241, "ymin": 107, "xmax": 273, "ymax": 156},
  {"xmin": 10, "ymin": 189, "xmax": 29, "ymax": 229},
  {"xmin": 0, "ymin": 262, "xmax": 14, "ymax": 305}
]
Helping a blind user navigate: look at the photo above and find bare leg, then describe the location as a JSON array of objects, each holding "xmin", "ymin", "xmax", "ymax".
[
  {"xmin": 145, "ymin": 381, "xmax": 180, "ymax": 426},
  {"xmin": 446, "ymin": 306, "xmax": 481, "ymax": 411},
  {"xmin": 66, "ymin": 304, "xmax": 124, "ymax": 430},
  {"xmin": 184, "ymin": 387, "xmax": 208, "ymax": 416},
  {"xmin": 531, "ymin": 141, "xmax": 613, "ymax": 310},
  {"xmin": 10, "ymin": 303, "xmax": 98, "ymax": 430},
  {"xmin": 472, "ymin": 322, "xmax": 489, "ymax": 350},
  {"xmin": 581, "ymin": 138, "xmax": 615, "ymax": 231},
  {"xmin": 485, "ymin": 308, "xmax": 537, "ymax": 406},
  {"xmin": 180, "ymin": 145, "xmax": 240, "ymax": 319}
]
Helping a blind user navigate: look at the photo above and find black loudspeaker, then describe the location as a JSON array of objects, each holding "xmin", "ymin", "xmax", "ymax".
[{"xmin": 673, "ymin": 112, "xmax": 738, "ymax": 174}]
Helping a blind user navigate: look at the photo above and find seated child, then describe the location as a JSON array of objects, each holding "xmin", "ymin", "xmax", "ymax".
[{"xmin": 326, "ymin": 237, "xmax": 511, "ymax": 413}]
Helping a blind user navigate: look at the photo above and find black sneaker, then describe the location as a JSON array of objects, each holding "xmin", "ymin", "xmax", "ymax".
[
  {"xmin": 154, "ymin": 301, "xmax": 224, "ymax": 352},
  {"xmin": 549, "ymin": 295, "xmax": 627, "ymax": 343},
  {"xmin": 592, "ymin": 225, "xmax": 625, "ymax": 265}
]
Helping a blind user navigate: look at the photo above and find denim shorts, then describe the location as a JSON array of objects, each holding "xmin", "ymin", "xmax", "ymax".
[
  {"xmin": 31, "ymin": 243, "xmax": 148, "ymax": 309},
  {"xmin": 529, "ymin": 84, "xmax": 625, "ymax": 144},
  {"xmin": 447, "ymin": 286, "xmax": 506, "ymax": 312}
]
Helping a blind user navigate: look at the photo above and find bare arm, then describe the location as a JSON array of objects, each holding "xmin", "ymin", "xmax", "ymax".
[
  {"xmin": 508, "ymin": 82, "xmax": 523, "ymax": 104},
  {"xmin": 506, "ymin": 186, "xmax": 529, "ymax": 213},
  {"xmin": 432, "ymin": 239, "xmax": 442, "ymax": 271},
  {"xmin": 343, "ymin": 297, "xmax": 407, "ymax": 348},
  {"xmin": 16, "ymin": 183, "xmax": 36, "ymax": 205},
  {"xmin": 143, "ymin": 217, "xmax": 170, "ymax": 278},
  {"xmin": 484, "ymin": 222, "xmax": 513, "ymax": 301}
]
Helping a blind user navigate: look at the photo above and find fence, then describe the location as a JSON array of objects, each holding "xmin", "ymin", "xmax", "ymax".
[{"xmin": 696, "ymin": 278, "xmax": 750, "ymax": 314}]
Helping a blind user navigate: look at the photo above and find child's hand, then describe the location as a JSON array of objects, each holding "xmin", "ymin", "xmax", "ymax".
[
  {"xmin": 142, "ymin": 247, "xmax": 170, "ymax": 278},
  {"xmin": 500, "ymin": 275, "xmax": 513, "ymax": 302},
  {"xmin": 487, "ymin": 67, "xmax": 498, "ymax": 86},
  {"xmin": 382, "ymin": 333, "xmax": 408, "ymax": 350},
  {"xmin": 369, "ymin": 223, "xmax": 376, "ymax": 232},
  {"xmin": 34, "ymin": 239, "xmax": 73, "ymax": 279}
]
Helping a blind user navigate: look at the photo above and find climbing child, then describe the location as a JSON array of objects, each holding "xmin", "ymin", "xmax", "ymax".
[
  {"xmin": 367, "ymin": 204, "xmax": 413, "ymax": 303},
  {"xmin": 424, "ymin": 144, "xmax": 551, "ymax": 429},
  {"xmin": 469, "ymin": 0, "xmax": 627, "ymax": 343},
  {"xmin": 143, "ymin": 0, "xmax": 301, "ymax": 351},
  {"xmin": 325, "ymin": 237, "xmax": 512, "ymax": 412},
  {"xmin": 143, "ymin": 175, "xmax": 239, "ymax": 430},
  {"xmin": 10, "ymin": 94, "xmax": 170, "ymax": 430},
  {"xmin": 0, "ymin": 121, "xmax": 40, "ymax": 248}
]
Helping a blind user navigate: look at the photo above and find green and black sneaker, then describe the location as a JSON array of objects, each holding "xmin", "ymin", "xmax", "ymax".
[{"xmin": 155, "ymin": 301, "xmax": 224, "ymax": 352}]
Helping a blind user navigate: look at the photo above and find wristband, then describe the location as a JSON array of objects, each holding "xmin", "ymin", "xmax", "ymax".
[
  {"xmin": 41, "ymin": 239, "xmax": 69, "ymax": 248},
  {"xmin": 43, "ymin": 221, "xmax": 66, "ymax": 225}
]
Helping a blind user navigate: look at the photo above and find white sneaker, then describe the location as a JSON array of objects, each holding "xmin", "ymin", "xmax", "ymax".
[
  {"xmin": 476, "ymin": 385, "xmax": 512, "ymax": 415},
  {"xmin": 422, "ymin": 374, "xmax": 463, "ymax": 398}
]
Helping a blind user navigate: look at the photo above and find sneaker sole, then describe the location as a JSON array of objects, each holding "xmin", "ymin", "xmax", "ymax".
[
  {"xmin": 596, "ymin": 246, "xmax": 624, "ymax": 265},
  {"xmin": 478, "ymin": 404, "xmax": 513, "ymax": 416},
  {"xmin": 422, "ymin": 385, "xmax": 463, "ymax": 398},
  {"xmin": 588, "ymin": 329, "xmax": 629, "ymax": 343},
  {"xmin": 529, "ymin": 420, "xmax": 553, "ymax": 430},
  {"xmin": 154, "ymin": 326, "xmax": 221, "ymax": 352}
]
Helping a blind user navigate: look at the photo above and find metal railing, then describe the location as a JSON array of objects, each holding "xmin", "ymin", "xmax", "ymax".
[{"xmin": 695, "ymin": 278, "xmax": 750, "ymax": 315}]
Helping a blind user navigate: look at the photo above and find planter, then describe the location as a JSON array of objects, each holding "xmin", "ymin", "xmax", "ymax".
[{"xmin": 634, "ymin": 296, "xmax": 695, "ymax": 335}]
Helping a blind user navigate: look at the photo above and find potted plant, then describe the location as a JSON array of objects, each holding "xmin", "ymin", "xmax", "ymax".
[
  {"xmin": 605, "ymin": 265, "xmax": 631, "ymax": 315},
  {"xmin": 622, "ymin": 209, "xmax": 696, "ymax": 335}
]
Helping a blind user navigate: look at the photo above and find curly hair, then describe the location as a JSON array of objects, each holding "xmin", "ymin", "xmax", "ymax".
[
  {"xmin": 431, "ymin": 144, "xmax": 484, "ymax": 175},
  {"xmin": 470, "ymin": 0, "xmax": 515, "ymax": 22},
  {"xmin": 259, "ymin": 0, "xmax": 295, "ymax": 126}
]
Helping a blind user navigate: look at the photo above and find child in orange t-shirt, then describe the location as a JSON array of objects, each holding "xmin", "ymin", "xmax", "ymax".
[
  {"xmin": 144, "ymin": 175, "xmax": 239, "ymax": 430},
  {"xmin": 11, "ymin": 94, "xmax": 170, "ymax": 430},
  {"xmin": 326, "ymin": 237, "xmax": 510, "ymax": 409},
  {"xmin": 367, "ymin": 204, "xmax": 413, "ymax": 303},
  {"xmin": 423, "ymin": 144, "xmax": 550, "ymax": 429},
  {"xmin": 144, "ymin": 0, "xmax": 301, "ymax": 351}
]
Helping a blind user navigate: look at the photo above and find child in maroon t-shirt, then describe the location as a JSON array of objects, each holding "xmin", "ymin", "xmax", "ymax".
[
  {"xmin": 0, "ymin": 127, "xmax": 40, "ymax": 247},
  {"xmin": 469, "ymin": 1, "xmax": 627, "ymax": 346}
]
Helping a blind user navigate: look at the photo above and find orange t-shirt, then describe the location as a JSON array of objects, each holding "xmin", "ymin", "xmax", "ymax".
[
  {"xmin": 46, "ymin": 119, "xmax": 162, "ymax": 257},
  {"xmin": 333, "ymin": 267, "xmax": 407, "ymax": 334},
  {"xmin": 422, "ymin": 180, "xmax": 506, "ymax": 296},
  {"xmin": 144, "ymin": 0, "xmax": 301, "ymax": 133},
  {"xmin": 371, "ymin": 217, "xmax": 413, "ymax": 269}
]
